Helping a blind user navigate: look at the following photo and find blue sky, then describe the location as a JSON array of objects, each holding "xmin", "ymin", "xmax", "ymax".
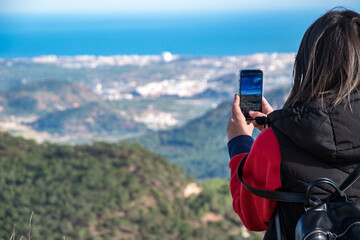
[{"xmin": 1, "ymin": 0, "xmax": 360, "ymax": 14}]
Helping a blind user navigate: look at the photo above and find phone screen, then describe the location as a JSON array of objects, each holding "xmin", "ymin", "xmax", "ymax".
[{"xmin": 239, "ymin": 70, "xmax": 263, "ymax": 117}]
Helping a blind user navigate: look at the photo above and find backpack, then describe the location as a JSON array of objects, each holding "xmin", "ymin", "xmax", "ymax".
[{"xmin": 237, "ymin": 154, "xmax": 360, "ymax": 240}]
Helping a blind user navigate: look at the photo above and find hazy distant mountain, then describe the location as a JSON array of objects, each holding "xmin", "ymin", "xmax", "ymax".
[
  {"xmin": 30, "ymin": 102, "xmax": 148, "ymax": 137},
  {"xmin": 0, "ymin": 80, "xmax": 102, "ymax": 114}
]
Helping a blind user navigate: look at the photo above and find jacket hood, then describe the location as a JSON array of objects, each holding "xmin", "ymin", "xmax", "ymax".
[{"xmin": 268, "ymin": 92, "xmax": 360, "ymax": 163}]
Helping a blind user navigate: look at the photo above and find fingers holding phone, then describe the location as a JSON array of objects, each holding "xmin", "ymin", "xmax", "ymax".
[
  {"xmin": 228, "ymin": 69, "xmax": 276, "ymax": 139},
  {"xmin": 227, "ymin": 94, "xmax": 254, "ymax": 141},
  {"xmin": 248, "ymin": 97, "xmax": 274, "ymax": 131}
]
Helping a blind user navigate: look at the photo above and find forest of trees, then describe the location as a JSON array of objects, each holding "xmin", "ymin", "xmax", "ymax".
[{"xmin": 0, "ymin": 132, "xmax": 263, "ymax": 239}]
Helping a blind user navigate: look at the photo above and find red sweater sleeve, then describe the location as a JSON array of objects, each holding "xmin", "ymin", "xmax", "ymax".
[{"xmin": 229, "ymin": 128, "xmax": 281, "ymax": 231}]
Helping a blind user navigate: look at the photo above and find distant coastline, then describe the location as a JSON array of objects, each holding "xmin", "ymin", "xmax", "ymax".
[{"xmin": 0, "ymin": 52, "xmax": 296, "ymax": 69}]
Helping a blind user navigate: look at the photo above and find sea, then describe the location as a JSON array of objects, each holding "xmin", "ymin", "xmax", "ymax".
[{"xmin": 0, "ymin": 10, "xmax": 346, "ymax": 58}]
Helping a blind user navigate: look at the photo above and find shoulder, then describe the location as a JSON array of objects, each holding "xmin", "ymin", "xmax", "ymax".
[
  {"xmin": 251, "ymin": 128, "xmax": 279, "ymax": 155},
  {"xmin": 256, "ymin": 127, "xmax": 278, "ymax": 142}
]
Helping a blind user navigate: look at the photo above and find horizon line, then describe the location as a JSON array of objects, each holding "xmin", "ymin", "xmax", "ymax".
[{"xmin": 1, "ymin": 7, "xmax": 359, "ymax": 15}]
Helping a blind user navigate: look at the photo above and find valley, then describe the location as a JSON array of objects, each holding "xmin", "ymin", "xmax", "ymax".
[{"xmin": 0, "ymin": 53, "xmax": 294, "ymax": 144}]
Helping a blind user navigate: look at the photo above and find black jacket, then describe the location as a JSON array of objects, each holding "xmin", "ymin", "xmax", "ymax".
[{"xmin": 264, "ymin": 93, "xmax": 360, "ymax": 239}]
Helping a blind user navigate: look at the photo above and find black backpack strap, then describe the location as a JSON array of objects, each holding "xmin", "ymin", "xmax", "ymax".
[
  {"xmin": 339, "ymin": 164, "xmax": 360, "ymax": 192},
  {"xmin": 237, "ymin": 154, "xmax": 305, "ymax": 202},
  {"xmin": 274, "ymin": 209, "xmax": 283, "ymax": 240},
  {"xmin": 237, "ymin": 154, "xmax": 360, "ymax": 203}
]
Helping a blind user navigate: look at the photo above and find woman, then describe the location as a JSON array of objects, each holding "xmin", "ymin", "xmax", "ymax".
[{"xmin": 227, "ymin": 9, "xmax": 360, "ymax": 239}]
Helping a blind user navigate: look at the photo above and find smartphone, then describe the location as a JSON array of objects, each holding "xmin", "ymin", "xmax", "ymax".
[{"xmin": 239, "ymin": 69, "xmax": 263, "ymax": 119}]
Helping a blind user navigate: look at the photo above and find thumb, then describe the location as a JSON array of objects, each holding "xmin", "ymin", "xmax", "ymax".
[
  {"xmin": 249, "ymin": 111, "xmax": 267, "ymax": 118},
  {"xmin": 249, "ymin": 110, "xmax": 268, "ymax": 131}
]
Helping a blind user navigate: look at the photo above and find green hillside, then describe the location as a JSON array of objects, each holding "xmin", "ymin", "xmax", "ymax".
[
  {"xmin": 134, "ymin": 101, "xmax": 232, "ymax": 180},
  {"xmin": 0, "ymin": 132, "xmax": 262, "ymax": 240}
]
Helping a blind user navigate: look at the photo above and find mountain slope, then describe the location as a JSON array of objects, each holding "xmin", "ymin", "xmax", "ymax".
[
  {"xmin": 134, "ymin": 101, "xmax": 232, "ymax": 179},
  {"xmin": 0, "ymin": 132, "xmax": 262, "ymax": 240}
]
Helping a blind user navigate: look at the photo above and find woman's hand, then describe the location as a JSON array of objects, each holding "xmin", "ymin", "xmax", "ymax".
[
  {"xmin": 248, "ymin": 97, "xmax": 274, "ymax": 131},
  {"xmin": 227, "ymin": 94, "xmax": 254, "ymax": 141}
]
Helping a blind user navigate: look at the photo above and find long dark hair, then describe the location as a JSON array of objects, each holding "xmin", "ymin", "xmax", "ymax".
[{"xmin": 284, "ymin": 8, "xmax": 360, "ymax": 108}]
